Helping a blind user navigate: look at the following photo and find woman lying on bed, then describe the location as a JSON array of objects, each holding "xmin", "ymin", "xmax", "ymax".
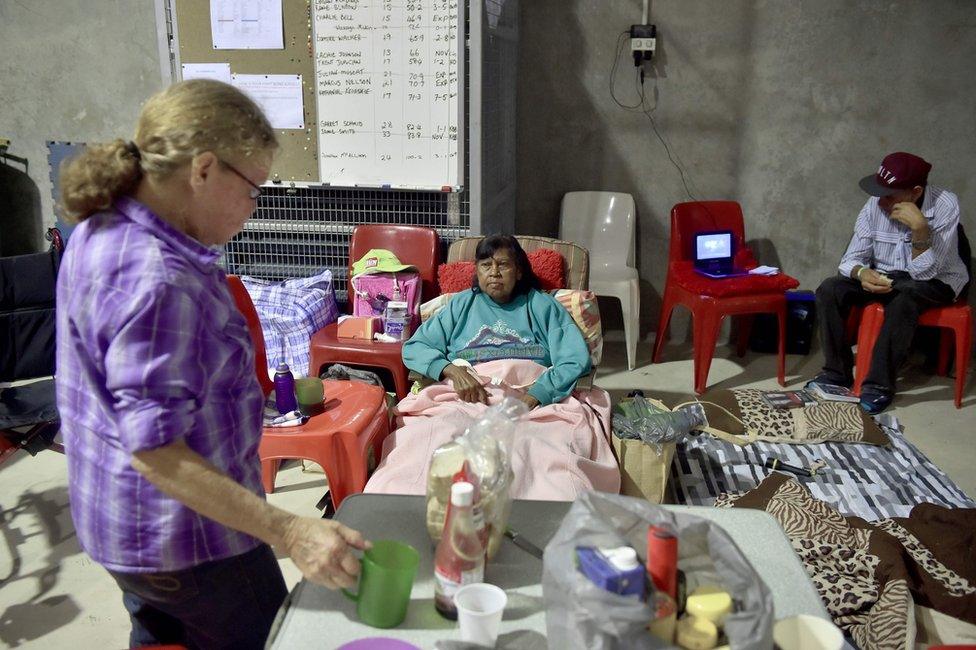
[{"xmin": 364, "ymin": 234, "xmax": 620, "ymax": 500}]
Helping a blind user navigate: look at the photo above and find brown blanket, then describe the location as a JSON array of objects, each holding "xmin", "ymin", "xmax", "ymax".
[{"xmin": 716, "ymin": 473, "xmax": 976, "ymax": 648}]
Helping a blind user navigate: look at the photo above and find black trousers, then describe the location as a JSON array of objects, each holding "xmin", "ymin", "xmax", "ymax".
[
  {"xmin": 815, "ymin": 271, "xmax": 955, "ymax": 393},
  {"xmin": 109, "ymin": 544, "xmax": 287, "ymax": 650}
]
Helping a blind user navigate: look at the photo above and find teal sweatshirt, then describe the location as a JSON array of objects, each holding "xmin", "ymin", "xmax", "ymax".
[{"xmin": 403, "ymin": 288, "xmax": 592, "ymax": 406}]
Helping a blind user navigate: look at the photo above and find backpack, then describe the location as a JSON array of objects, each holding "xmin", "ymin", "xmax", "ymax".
[{"xmin": 350, "ymin": 271, "xmax": 423, "ymax": 332}]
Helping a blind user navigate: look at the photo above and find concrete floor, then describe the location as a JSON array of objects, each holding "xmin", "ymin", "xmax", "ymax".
[{"xmin": 1, "ymin": 341, "xmax": 972, "ymax": 648}]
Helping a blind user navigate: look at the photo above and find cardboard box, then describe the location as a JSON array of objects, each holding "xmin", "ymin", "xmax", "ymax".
[{"xmin": 337, "ymin": 316, "xmax": 382, "ymax": 340}]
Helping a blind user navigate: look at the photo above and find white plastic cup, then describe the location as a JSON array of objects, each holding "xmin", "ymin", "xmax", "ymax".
[
  {"xmin": 454, "ymin": 583, "xmax": 507, "ymax": 648},
  {"xmin": 773, "ymin": 614, "xmax": 844, "ymax": 650}
]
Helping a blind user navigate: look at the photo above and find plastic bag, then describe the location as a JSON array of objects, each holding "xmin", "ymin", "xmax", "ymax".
[
  {"xmin": 613, "ymin": 394, "xmax": 706, "ymax": 455},
  {"xmin": 240, "ymin": 269, "xmax": 339, "ymax": 377},
  {"xmin": 426, "ymin": 397, "xmax": 528, "ymax": 559},
  {"xmin": 542, "ymin": 491, "xmax": 774, "ymax": 649}
]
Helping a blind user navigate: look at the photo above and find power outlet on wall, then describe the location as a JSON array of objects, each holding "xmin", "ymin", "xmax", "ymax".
[{"xmin": 630, "ymin": 24, "xmax": 656, "ymax": 66}]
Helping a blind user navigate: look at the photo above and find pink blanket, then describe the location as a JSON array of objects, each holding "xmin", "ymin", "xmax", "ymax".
[{"xmin": 364, "ymin": 359, "xmax": 621, "ymax": 501}]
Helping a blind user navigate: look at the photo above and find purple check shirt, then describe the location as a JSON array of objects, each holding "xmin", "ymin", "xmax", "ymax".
[{"xmin": 56, "ymin": 196, "xmax": 265, "ymax": 573}]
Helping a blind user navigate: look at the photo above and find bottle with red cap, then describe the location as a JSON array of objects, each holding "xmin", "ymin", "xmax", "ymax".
[{"xmin": 433, "ymin": 481, "xmax": 485, "ymax": 620}]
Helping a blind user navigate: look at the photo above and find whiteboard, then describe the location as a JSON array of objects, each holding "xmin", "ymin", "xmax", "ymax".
[{"xmin": 312, "ymin": 0, "xmax": 463, "ymax": 190}]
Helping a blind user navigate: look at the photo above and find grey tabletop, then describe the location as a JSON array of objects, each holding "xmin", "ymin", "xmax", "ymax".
[{"xmin": 268, "ymin": 494, "xmax": 827, "ymax": 649}]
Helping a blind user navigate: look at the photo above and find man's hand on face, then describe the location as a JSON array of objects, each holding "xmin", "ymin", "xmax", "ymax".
[
  {"xmin": 860, "ymin": 268, "xmax": 893, "ymax": 294},
  {"xmin": 888, "ymin": 201, "xmax": 927, "ymax": 232}
]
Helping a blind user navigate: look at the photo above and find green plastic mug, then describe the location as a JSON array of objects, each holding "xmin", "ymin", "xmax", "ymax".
[
  {"xmin": 295, "ymin": 377, "xmax": 325, "ymax": 416},
  {"xmin": 342, "ymin": 540, "xmax": 420, "ymax": 628}
]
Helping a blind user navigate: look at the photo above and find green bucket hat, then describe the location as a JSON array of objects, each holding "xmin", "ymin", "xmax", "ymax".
[{"xmin": 351, "ymin": 249, "xmax": 418, "ymax": 276}]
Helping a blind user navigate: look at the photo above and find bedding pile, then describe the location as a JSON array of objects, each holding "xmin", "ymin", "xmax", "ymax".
[{"xmin": 716, "ymin": 473, "xmax": 976, "ymax": 647}]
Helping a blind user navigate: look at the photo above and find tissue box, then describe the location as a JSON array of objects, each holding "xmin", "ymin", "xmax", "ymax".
[{"xmin": 337, "ymin": 316, "xmax": 382, "ymax": 340}]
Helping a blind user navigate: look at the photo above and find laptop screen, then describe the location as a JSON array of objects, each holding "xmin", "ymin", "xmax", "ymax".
[{"xmin": 695, "ymin": 232, "xmax": 732, "ymax": 261}]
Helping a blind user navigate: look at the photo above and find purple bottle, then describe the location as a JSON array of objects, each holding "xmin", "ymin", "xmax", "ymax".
[{"xmin": 273, "ymin": 363, "xmax": 298, "ymax": 414}]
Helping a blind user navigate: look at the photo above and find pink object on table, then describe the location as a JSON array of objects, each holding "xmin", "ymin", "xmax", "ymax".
[{"xmin": 337, "ymin": 638, "xmax": 421, "ymax": 650}]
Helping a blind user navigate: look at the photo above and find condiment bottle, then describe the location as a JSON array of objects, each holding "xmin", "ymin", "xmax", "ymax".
[{"xmin": 434, "ymin": 481, "xmax": 485, "ymax": 620}]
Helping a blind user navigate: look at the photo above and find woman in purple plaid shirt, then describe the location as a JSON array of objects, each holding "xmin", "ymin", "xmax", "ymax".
[{"xmin": 56, "ymin": 80, "xmax": 370, "ymax": 649}]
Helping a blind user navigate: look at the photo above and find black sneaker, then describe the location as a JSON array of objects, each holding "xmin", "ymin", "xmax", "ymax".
[
  {"xmin": 859, "ymin": 387, "xmax": 893, "ymax": 415},
  {"xmin": 804, "ymin": 371, "xmax": 852, "ymax": 391}
]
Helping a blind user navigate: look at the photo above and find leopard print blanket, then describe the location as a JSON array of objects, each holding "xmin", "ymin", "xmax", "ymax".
[{"xmin": 716, "ymin": 473, "xmax": 976, "ymax": 648}]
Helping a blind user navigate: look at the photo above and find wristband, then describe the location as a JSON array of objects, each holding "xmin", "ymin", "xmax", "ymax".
[
  {"xmin": 911, "ymin": 239, "xmax": 931, "ymax": 250},
  {"xmin": 856, "ymin": 266, "xmax": 867, "ymax": 280}
]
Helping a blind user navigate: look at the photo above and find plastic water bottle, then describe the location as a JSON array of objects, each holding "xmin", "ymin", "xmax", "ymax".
[{"xmin": 274, "ymin": 363, "xmax": 298, "ymax": 414}]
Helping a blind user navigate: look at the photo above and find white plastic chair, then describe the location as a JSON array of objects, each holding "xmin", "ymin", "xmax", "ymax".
[{"xmin": 559, "ymin": 191, "xmax": 641, "ymax": 370}]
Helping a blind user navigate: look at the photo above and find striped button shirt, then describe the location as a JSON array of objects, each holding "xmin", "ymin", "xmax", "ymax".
[
  {"xmin": 56, "ymin": 196, "xmax": 265, "ymax": 573},
  {"xmin": 837, "ymin": 185, "xmax": 968, "ymax": 297}
]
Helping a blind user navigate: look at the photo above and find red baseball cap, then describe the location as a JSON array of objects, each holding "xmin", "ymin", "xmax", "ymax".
[{"xmin": 858, "ymin": 152, "xmax": 932, "ymax": 196}]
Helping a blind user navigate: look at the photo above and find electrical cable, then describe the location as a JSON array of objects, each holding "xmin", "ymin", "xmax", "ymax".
[
  {"xmin": 609, "ymin": 31, "xmax": 643, "ymax": 110},
  {"xmin": 609, "ymin": 28, "xmax": 718, "ymax": 227}
]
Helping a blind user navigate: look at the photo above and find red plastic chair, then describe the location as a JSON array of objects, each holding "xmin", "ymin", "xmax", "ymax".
[
  {"xmin": 226, "ymin": 275, "xmax": 391, "ymax": 507},
  {"xmin": 308, "ymin": 225, "xmax": 441, "ymax": 399},
  {"xmin": 651, "ymin": 201, "xmax": 792, "ymax": 394},
  {"xmin": 851, "ymin": 301, "xmax": 972, "ymax": 408}
]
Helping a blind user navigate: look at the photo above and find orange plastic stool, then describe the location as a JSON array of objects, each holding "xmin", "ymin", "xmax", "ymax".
[
  {"xmin": 258, "ymin": 379, "xmax": 390, "ymax": 507},
  {"xmin": 309, "ymin": 325, "xmax": 410, "ymax": 399},
  {"xmin": 852, "ymin": 302, "xmax": 972, "ymax": 408}
]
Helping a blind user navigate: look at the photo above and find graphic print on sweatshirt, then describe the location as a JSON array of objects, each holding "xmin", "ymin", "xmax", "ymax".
[{"xmin": 456, "ymin": 319, "xmax": 545, "ymax": 363}]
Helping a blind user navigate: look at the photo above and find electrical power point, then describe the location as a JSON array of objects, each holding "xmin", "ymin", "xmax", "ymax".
[{"xmin": 630, "ymin": 24, "xmax": 656, "ymax": 66}]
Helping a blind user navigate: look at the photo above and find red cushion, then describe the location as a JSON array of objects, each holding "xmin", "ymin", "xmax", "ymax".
[
  {"xmin": 437, "ymin": 261, "xmax": 476, "ymax": 293},
  {"xmin": 438, "ymin": 249, "xmax": 567, "ymax": 293},
  {"xmin": 670, "ymin": 261, "xmax": 800, "ymax": 297},
  {"xmin": 527, "ymin": 249, "xmax": 565, "ymax": 290}
]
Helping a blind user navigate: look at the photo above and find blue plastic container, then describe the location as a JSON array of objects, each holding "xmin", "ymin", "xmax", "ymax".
[{"xmin": 576, "ymin": 546, "xmax": 646, "ymax": 599}]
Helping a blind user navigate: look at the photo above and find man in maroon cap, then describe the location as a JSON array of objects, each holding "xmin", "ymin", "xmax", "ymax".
[{"xmin": 809, "ymin": 152, "xmax": 969, "ymax": 413}]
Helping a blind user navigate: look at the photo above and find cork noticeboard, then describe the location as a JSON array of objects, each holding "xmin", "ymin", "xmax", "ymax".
[
  {"xmin": 172, "ymin": 1, "xmax": 462, "ymax": 190},
  {"xmin": 173, "ymin": 0, "xmax": 318, "ymax": 183}
]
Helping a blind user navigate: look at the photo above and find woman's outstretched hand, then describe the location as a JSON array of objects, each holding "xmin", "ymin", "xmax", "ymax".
[{"xmin": 442, "ymin": 364, "xmax": 489, "ymax": 404}]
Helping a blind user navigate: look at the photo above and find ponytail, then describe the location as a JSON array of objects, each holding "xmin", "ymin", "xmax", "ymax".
[{"xmin": 59, "ymin": 139, "xmax": 142, "ymax": 223}]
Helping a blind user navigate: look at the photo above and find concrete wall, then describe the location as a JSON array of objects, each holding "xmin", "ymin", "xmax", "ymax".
[
  {"xmin": 0, "ymin": 1, "xmax": 163, "ymax": 254},
  {"xmin": 518, "ymin": 0, "xmax": 976, "ymax": 337}
]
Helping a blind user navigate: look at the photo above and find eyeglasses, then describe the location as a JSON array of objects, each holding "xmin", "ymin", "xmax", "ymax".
[{"xmin": 220, "ymin": 159, "xmax": 263, "ymax": 200}]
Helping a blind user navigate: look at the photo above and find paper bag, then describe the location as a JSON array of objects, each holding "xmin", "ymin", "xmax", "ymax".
[{"xmin": 611, "ymin": 435, "xmax": 674, "ymax": 504}]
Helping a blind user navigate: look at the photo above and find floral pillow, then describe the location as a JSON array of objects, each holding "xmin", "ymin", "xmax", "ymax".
[{"xmin": 550, "ymin": 289, "xmax": 602, "ymax": 366}]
